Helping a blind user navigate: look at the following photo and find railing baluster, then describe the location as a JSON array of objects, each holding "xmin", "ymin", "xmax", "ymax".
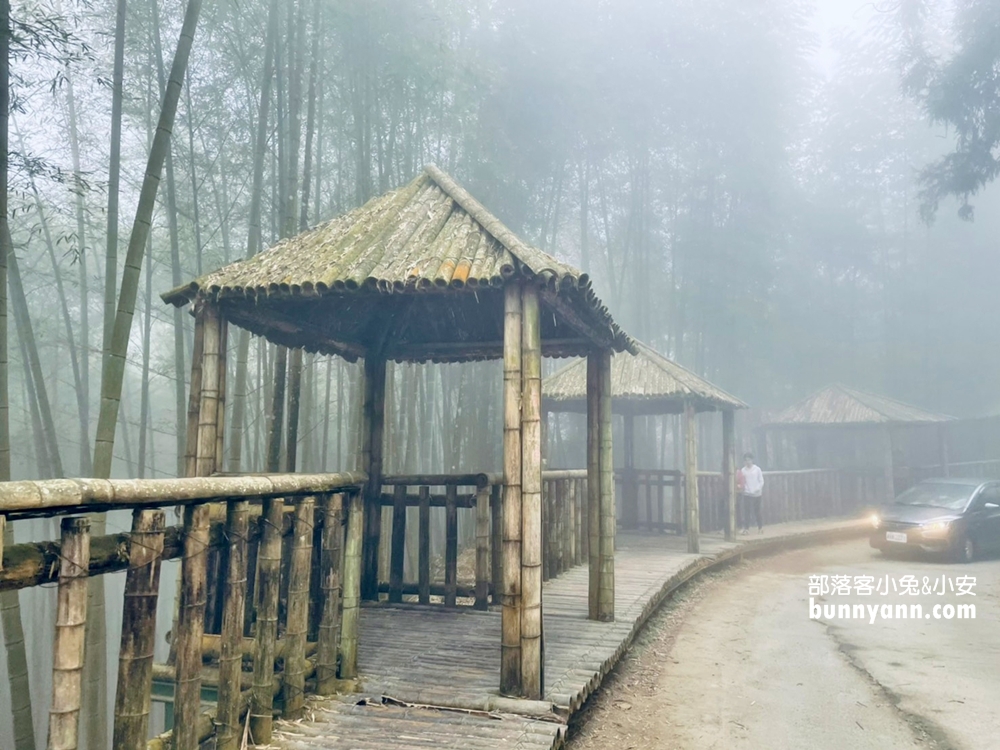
[
  {"xmin": 215, "ymin": 499, "xmax": 249, "ymax": 750},
  {"xmin": 475, "ymin": 485, "xmax": 490, "ymax": 610},
  {"xmin": 48, "ymin": 516, "xmax": 90, "ymax": 750},
  {"xmin": 445, "ymin": 485, "xmax": 458, "ymax": 607},
  {"xmin": 340, "ymin": 491, "xmax": 364, "ymax": 679},
  {"xmin": 389, "ymin": 484, "xmax": 406, "ymax": 603},
  {"xmin": 250, "ymin": 496, "xmax": 284, "ymax": 744},
  {"xmin": 490, "ymin": 482, "xmax": 502, "ymax": 605},
  {"xmin": 316, "ymin": 493, "xmax": 344, "ymax": 695},
  {"xmin": 418, "ymin": 486, "xmax": 431, "ymax": 605},
  {"xmin": 284, "ymin": 495, "xmax": 314, "ymax": 719},
  {"xmin": 113, "ymin": 509, "xmax": 165, "ymax": 750}
]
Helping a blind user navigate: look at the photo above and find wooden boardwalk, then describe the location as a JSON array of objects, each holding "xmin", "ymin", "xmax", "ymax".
[{"xmin": 272, "ymin": 518, "xmax": 866, "ymax": 749}]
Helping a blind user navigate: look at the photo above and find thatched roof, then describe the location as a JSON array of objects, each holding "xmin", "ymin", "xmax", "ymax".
[
  {"xmin": 163, "ymin": 165, "xmax": 635, "ymax": 363},
  {"xmin": 765, "ymin": 385, "xmax": 952, "ymax": 426},
  {"xmin": 542, "ymin": 341, "xmax": 747, "ymax": 415}
]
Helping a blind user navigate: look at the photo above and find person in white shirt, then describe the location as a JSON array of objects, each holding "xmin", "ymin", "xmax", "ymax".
[{"xmin": 739, "ymin": 452, "xmax": 764, "ymax": 534}]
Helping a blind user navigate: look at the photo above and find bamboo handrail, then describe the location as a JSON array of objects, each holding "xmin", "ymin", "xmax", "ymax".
[{"xmin": 0, "ymin": 471, "xmax": 366, "ymax": 518}]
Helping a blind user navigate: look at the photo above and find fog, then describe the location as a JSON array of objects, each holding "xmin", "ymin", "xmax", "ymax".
[{"xmin": 1, "ymin": 0, "xmax": 999, "ymax": 747}]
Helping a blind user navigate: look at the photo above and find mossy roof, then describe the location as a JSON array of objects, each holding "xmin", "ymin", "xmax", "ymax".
[
  {"xmin": 542, "ymin": 341, "xmax": 747, "ymax": 415},
  {"xmin": 164, "ymin": 165, "xmax": 635, "ymax": 362},
  {"xmin": 765, "ymin": 385, "xmax": 952, "ymax": 426}
]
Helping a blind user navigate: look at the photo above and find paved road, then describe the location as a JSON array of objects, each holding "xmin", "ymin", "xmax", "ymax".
[{"xmin": 569, "ymin": 538, "xmax": 999, "ymax": 750}]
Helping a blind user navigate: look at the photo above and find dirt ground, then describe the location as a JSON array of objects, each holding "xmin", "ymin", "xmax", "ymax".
[{"xmin": 567, "ymin": 540, "xmax": 998, "ymax": 750}]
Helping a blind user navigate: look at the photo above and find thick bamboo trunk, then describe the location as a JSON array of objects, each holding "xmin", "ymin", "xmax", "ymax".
[
  {"xmin": 47, "ymin": 516, "xmax": 90, "ymax": 750},
  {"xmin": 722, "ymin": 410, "xmax": 736, "ymax": 542},
  {"xmin": 597, "ymin": 350, "xmax": 615, "ymax": 621},
  {"xmin": 500, "ymin": 282, "xmax": 522, "ymax": 696},
  {"xmin": 520, "ymin": 284, "xmax": 543, "ymax": 699},
  {"xmin": 586, "ymin": 353, "xmax": 600, "ymax": 619},
  {"xmin": 685, "ymin": 403, "xmax": 699, "ymax": 553},
  {"xmin": 316, "ymin": 493, "xmax": 343, "ymax": 695},
  {"xmin": 250, "ymin": 493, "xmax": 283, "ymax": 743},
  {"xmin": 112, "ymin": 509, "xmax": 164, "ymax": 750},
  {"xmin": 339, "ymin": 491, "xmax": 363, "ymax": 679}
]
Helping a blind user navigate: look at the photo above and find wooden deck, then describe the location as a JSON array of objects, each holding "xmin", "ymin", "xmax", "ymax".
[{"xmin": 272, "ymin": 518, "xmax": 866, "ymax": 749}]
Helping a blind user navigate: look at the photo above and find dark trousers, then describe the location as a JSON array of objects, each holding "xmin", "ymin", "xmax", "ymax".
[{"xmin": 740, "ymin": 493, "xmax": 763, "ymax": 530}]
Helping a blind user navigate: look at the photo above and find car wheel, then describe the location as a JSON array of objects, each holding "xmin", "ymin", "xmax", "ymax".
[{"xmin": 954, "ymin": 536, "xmax": 975, "ymax": 564}]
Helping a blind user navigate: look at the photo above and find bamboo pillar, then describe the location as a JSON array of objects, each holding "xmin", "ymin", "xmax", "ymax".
[
  {"xmin": 685, "ymin": 403, "xmax": 700, "ymax": 553},
  {"xmin": 284, "ymin": 495, "xmax": 314, "ymax": 719},
  {"xmin": 360, "ymin": 355, "xmax": 387, "ymax": 601},
  {"xmin": 174, "ymin": 303, "xmax": 220, "ymax": 750},
  {"xmin": 340, "ymin": 491, "xmax": 364, "ymax": 679},
  {"xmin": 112, "ymin": 509, "xmax": 165, "ymax": 750},
  {"xmin": 316, "ymin": 493, "xmax": 343, "ymax": 695},
  {"xmin": 490, "ymin": 483, "xmax": 502, "ymax": 605},
  {"xmin": 938, "ymin": 424, "xmax": 950, "ymax": 477},
  {"xmin": 722, "ymin": 410, "xmax": 736, "ymax": 542},
  {"xmin": 520, "ymin": 283, "xmax": 543, "ymax": 699},
  {"xmin": 500, "ymin": 281, "xmax": 523, "ymax": 696},
  {"xmin": 47, "ymin": 516, "xmax": 90, "ymax": 750},
  {"xmin": 214, "ymin": 499, "xmax": 248, "ymax": 750},
  {"xmin": 597, "ymin": 349, "xmax": 615, "ymax": 621},
  {"xmin": 445, "ymin": 484, "xmax": 458, "ymax": 607},
  {"xmin": 418, "ymin": 485, "xmax": 430, "ymax": 604},
  {"xmin": 586, "ymin": 352, "xmax": 600, "ymax": 620}
]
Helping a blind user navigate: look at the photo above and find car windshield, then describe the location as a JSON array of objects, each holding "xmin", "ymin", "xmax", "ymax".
[{"xmin": 894, "ymin": 483, "xmax": 974, "ymax": 511}]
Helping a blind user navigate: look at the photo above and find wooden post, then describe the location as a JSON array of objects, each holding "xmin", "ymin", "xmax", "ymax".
[
  {"xmin": 445, "ymin": 484, "xmax": 458, "ymax": 607},
  {"xmin": 500, "ymin": 281, "xmax": 523, "ymax": 696},
  {"xmin": 586, "ymin": 352, "xmax": 600, "ymax": 620},
  {"xmin": 316, "ymin": 493, "xmax": 344, "ymax": 695},
  {"xmin": 284, "ymin": 495, "xmax": 314, "ymax": 719},
  {"xmin": 48, "ymin": 516, "xmax": 90, "ymax": 750},
  {"xmin": 418, "ymin": 485, "xmax": 430, "ymax": 605},
  {"xmin": 214, "ymin": 499, "xmax": 248, "ymax": 750},
  {"xmin": 112, "ymin": 510, "xmax": 165, "ymax": 750},
  {"xmin": 475, "ymin": 484, "xmax": 490, "ymax": 610},
  {"xmin": 389, "ymin": 484, "xmax": 406, "ymax": 603},
  {"xmin": 174, "ymin": 303, "xmax": 219, "ymax": 750},
  {"xmin": 567, "ymin": 479, "xmax": 577, "ymax": 566},
  {"xmin": 521, "ymin": 283, "xmax": 543, "ymax": 699},
  {"xmin": 340, "ymin": 491, "xmax": 364, "ymax": 679},
  {"xmin": 722, "ymin": 409, "xmax": 736, "ymax": 542},
  {"xmin": 250, "ymin": 495, "xmax": 283, "ymax": 742},
  {"xmin": 685, "ymin": 403, "xmax": 700, "ymax": 553},
  {"xmin": 623, "ymin": 413, "xmax": 637, "ymax": 529},
  {"xmin": 360, "ymin": 355, "xmax": 387, "ymax": 601},
  {"xmin": 597, "ymin": 349, "xmax": 615, "ymax": 622},
  {"xmin": 883, "ymin": 426, "xmax": 896, "ymax": 502}
]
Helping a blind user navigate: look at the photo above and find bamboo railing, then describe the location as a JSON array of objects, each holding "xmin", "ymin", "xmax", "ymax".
[{"xmin": 0, "ymin": 471, "xmax": 365, "ymax": 750}]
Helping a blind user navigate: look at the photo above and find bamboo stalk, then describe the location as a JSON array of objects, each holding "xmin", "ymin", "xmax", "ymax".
[
  {"xmin": 112, "ymin": 510, "xmax": 164, "ymax": 750},
  {"xmin": 47, "ymin": 516, "xmax": 90, "ymax": 750},
  {"xmin": 316, "ymin": 493, "xmax": 343, "ymax": 695},
  {"xmin": 214, "ymin": 499, "xmax": 249, "ymax": 750},
  {"xmin": 250, "ymin": 495, "xmax": 283, "ymax": 743},
  {"xmin": 598, "ymin": 349, "xmax": 614, "ymax": 621},
  {"xmin": 501, "ymin": 282, "xmax": 522, "ymax": 697},
  {"xmin": 586, "ymin": 353, "xmax": 600, "ymax": 620},
  {"xmin": 418, "ymin": 485, "xmax": 430, "ymax": 605},
  {"xmin": 722, "ymin": 410, "xmax": 736, "ymax": 542},
  {"xmin": 685, "ymin": 403, "xmax": 699, "ymax": 553},
  {"xmin": 284, "ymin": 495, "xmax": 314, "ymax": 719},
  {"xmin": 520, "ymin": 284, "xmax": 543, "ymax": 699},
  {"xmin": 339, "ymin": 491, "xmax": 363, "ymax": 679},
  {"xmin": 389, "ymin": 484, "xmax": 406, "ymax": 603},
  {"xmin": 475, "ymin": 485, "xmax": 490, "ymax": 610}
]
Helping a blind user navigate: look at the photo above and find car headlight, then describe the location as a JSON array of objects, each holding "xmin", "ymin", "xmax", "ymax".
[
  {"xmin": 870, "ymin": 513, "xmax": 880, "ymax": 529},
  {"xmin": 921, "ymin": 520, "xmax": 951, "ymax": 537}
]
